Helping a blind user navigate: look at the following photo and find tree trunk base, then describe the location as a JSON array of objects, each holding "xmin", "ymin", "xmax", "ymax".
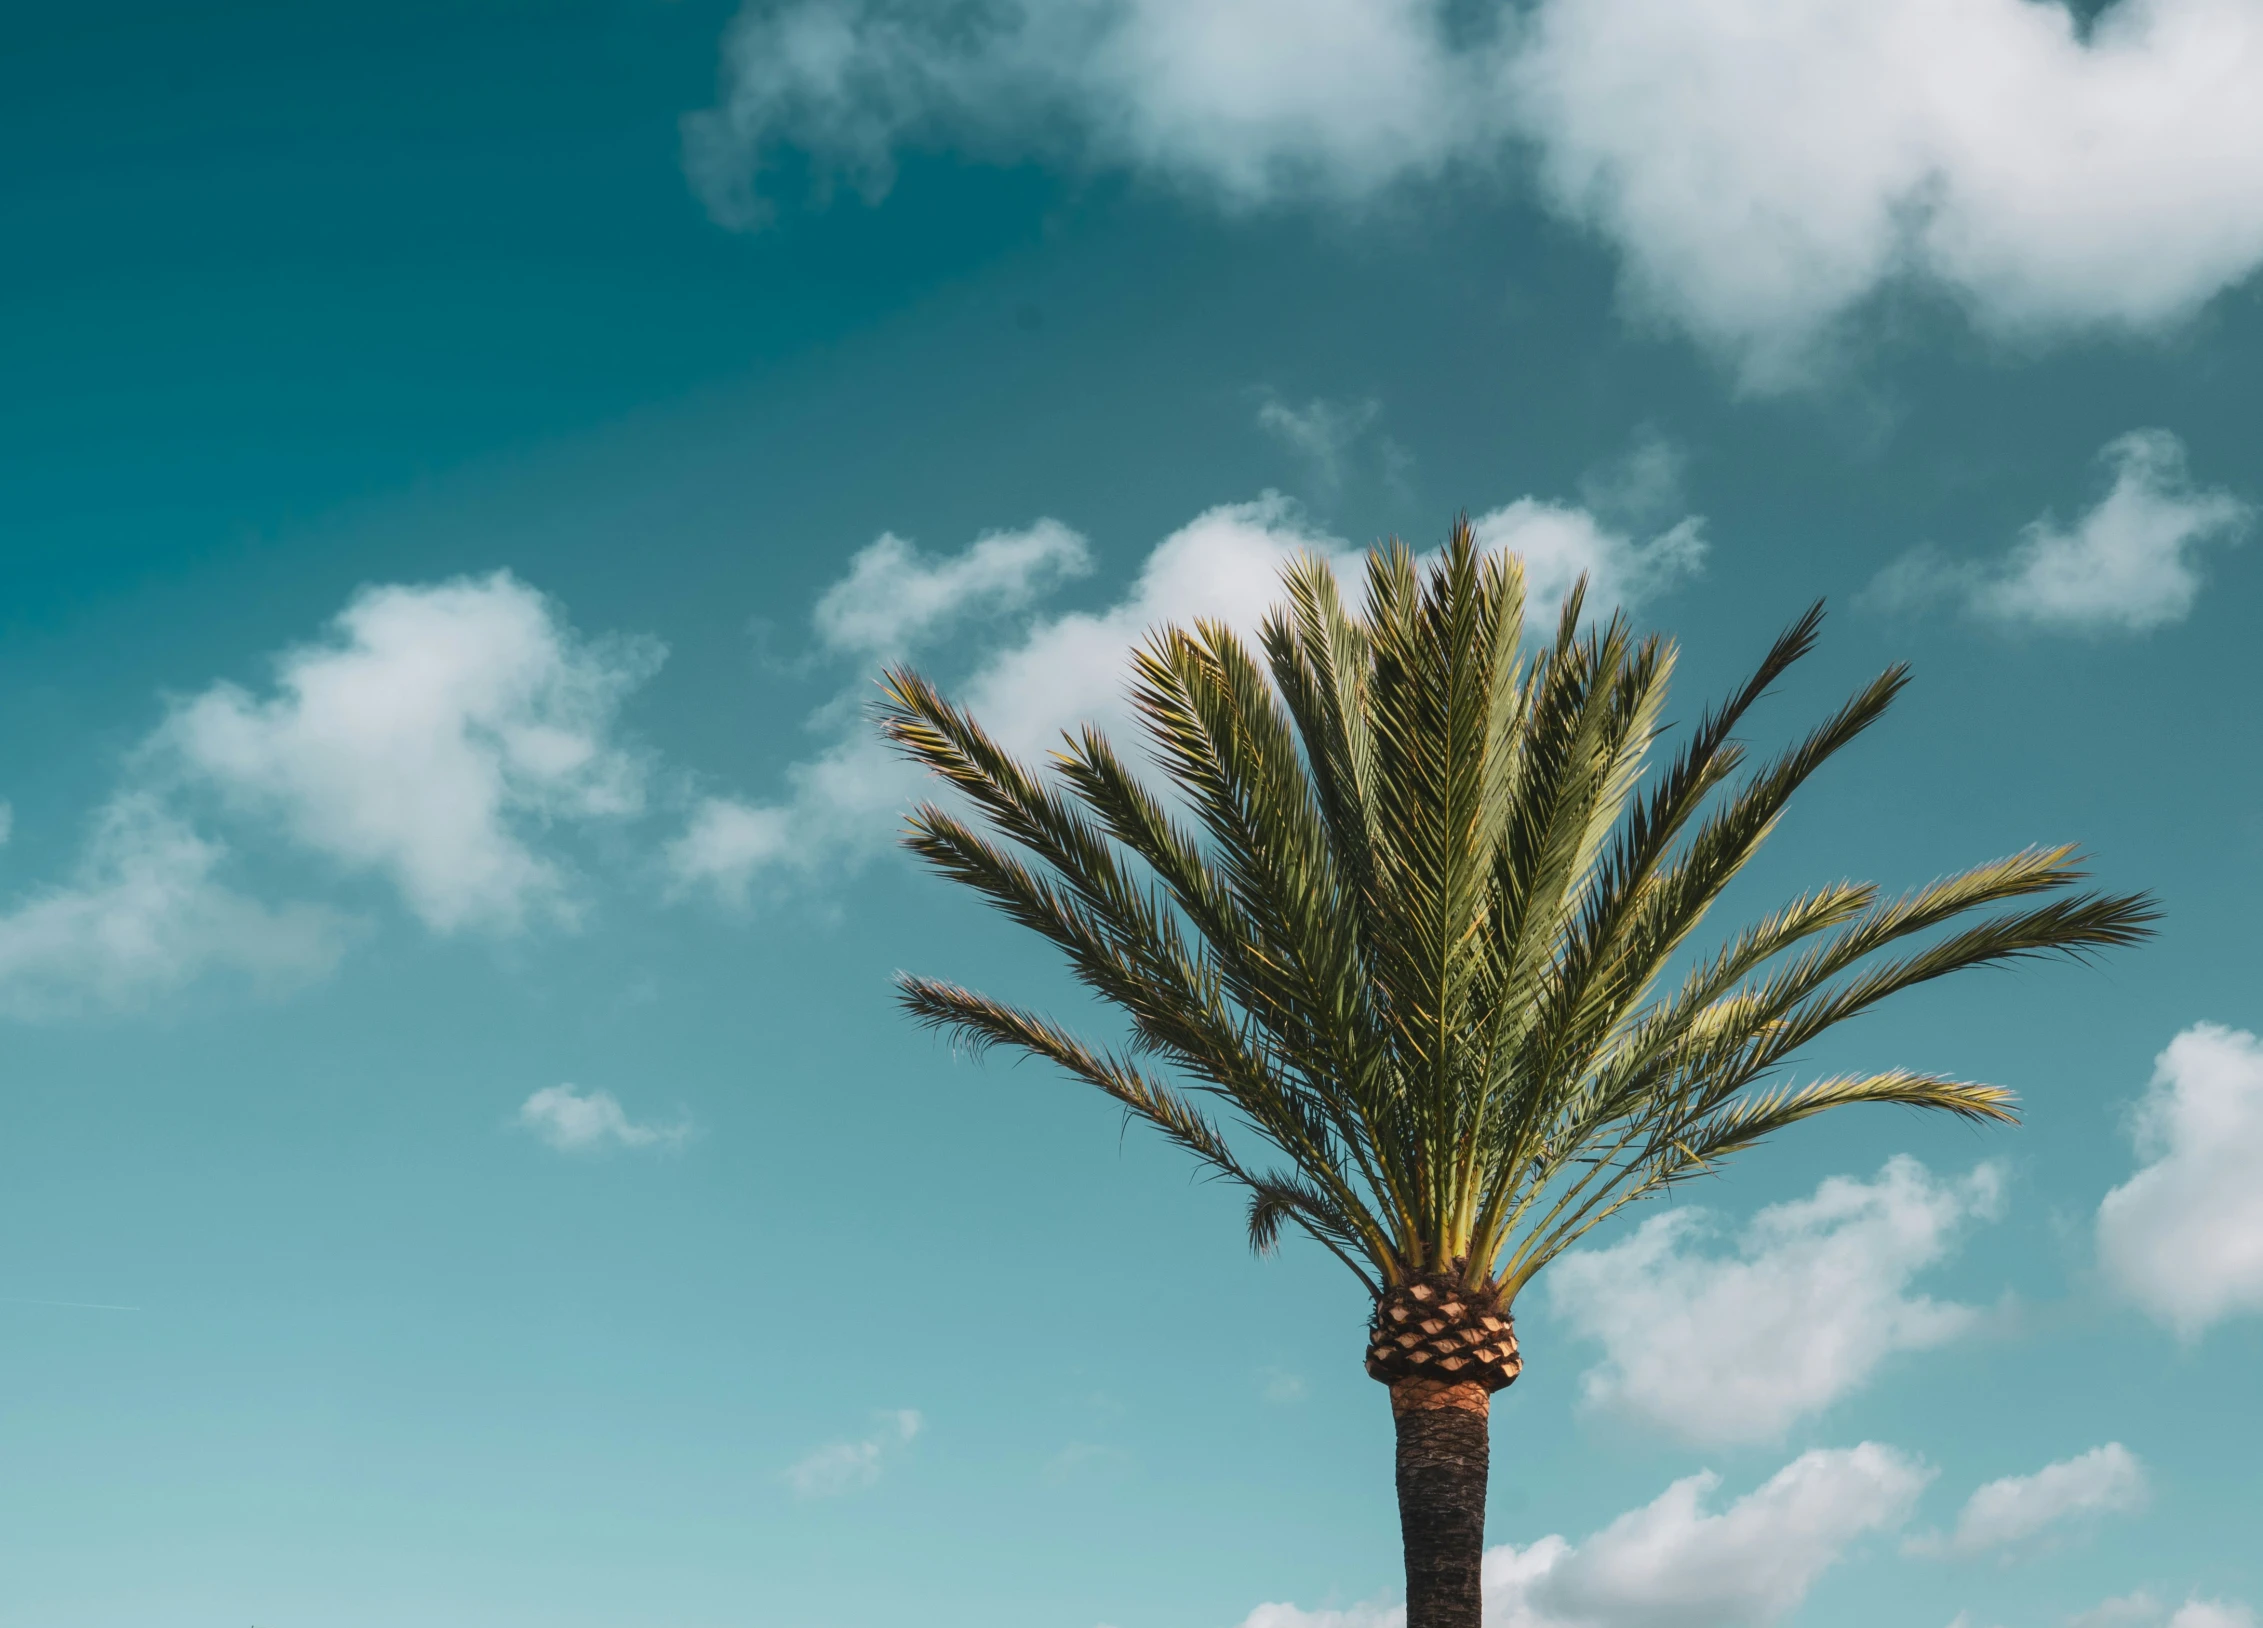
[{"xmin": 1393, "ymin": 1379, "xmax": 1490, "ymax": 1628}]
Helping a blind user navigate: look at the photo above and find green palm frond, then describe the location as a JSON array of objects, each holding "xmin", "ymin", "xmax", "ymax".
[{"xmin": 879, "ymin": 517, "xmax": 2157, "ymax": 1304}]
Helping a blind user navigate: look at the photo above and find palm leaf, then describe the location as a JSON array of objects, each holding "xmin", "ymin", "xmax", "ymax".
[{"xmin": 881, "ymin": 520, "xmax": 2157, "ymax": 1307}]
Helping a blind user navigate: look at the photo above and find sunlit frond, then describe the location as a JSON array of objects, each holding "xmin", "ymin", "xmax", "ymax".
[{"xmin": 882, "ymin": 516, "xmax": 2157, "ymax": 1305}]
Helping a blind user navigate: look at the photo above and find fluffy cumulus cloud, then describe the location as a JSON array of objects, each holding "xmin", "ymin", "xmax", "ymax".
[
  {"xmin": 784, "ymin": 1408, "xmax": 923, "ymax": 1497},
  {"xmin": 668, "ymin": 487, "xmax": 1698, "ymax": 902},
  {"xmin": 2097, "ymin": 1023, "xmax": 2263, "ymax": 1337},
  {"xmin": 1909, "ymin": 1444, "xmax": 2149, "ymax": 1558},
  {"xmin": 1546, "ymin": 1157, "xmax": 2003, "ymax": 1445},
  {"xmin": 685, "ymin": 0, "xmax": 2263, "ymax": 383},
  {"xmin": 0, "ymin": 573, "xmax": 668, "ymax": 1013},
  {"xmin": 1868, "ymin": 432, "xmax": 2251, "ymax": 631},
  {"xmin": 1474, "ymin": 500, "xmax": 1704, "ymax": 619},
  {"xmin": 515, "ymin": 1085, "xmax": 690, "ymax": 1153},
  {"xmin": 161, "ymin": 572, "xmax": 663, "ymax": 934},
  {"xmin": 0, "ymin": 794, "xmax": 353, "ymax": 1018},
  {"xmin": 1240, "ymin": 1444, "xmax": 1926, "ymax": 1628},
  {"xmin": 1510, "ymin": 0, "xmax": 2263, "ymax": 383}
]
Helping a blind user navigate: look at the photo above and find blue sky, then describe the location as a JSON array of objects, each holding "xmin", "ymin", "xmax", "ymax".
[{"xmin": 2, "ymin": 4, "xmax": 2261, "ymax": 1626}]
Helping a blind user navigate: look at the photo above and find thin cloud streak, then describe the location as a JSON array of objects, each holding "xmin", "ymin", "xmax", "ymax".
[{"xmin": 0, "ymin": 1298, "xmax": 143, "ymax": 1312}]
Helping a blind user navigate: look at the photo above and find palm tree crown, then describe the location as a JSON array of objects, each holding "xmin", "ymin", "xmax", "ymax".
[{"xmin": 878, "ymin": 523, "xmax": 2155, "ymax": 1308}]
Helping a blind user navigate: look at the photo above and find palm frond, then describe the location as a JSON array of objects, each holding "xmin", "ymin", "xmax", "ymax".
[{"xmin": 881, "ymin": 520, "xmax": 2157, "ymax": 1311}]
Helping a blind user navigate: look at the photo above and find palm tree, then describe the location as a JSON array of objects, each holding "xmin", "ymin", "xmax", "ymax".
[{"xmin": 877, "ymin": 523, "xmax": 2154, "ymax": 1628}]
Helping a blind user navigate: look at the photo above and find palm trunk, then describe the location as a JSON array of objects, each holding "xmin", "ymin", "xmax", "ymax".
[{"xmin": 1392, "ymin": 1378, "xmax": 1490, "ymax": 1628}]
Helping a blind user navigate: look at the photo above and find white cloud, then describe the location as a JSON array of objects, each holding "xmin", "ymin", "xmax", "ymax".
[
  {"xmin": 664, "ymin": 726, "xmax": 923, "ymax": 904},
  {"xmin": 812, "ymin": 520, "xmax": 1091, "ymax": 656},
  {"xmin": 670, "ymin": 489, "xmax": 1699, "ymax": 902},
  {"xmin": 2091, "ymin": 1601, "xmax": 2263, "ymax": 1628},
  {"xmin": 515, "ymin": 1084, "xmax": 690, "ymax": 1154},
  {"xmin": 0, "ymin": 574, "xmax": 682, "ymax": 1015},
  {"xmin": 1546, "ymin": 1157, "xmax": 2003, "ymax": 1445},
  {"xmin": 784, "ymin": 1408, "xmax": 922, "ymax": 1497},
  {"xmin": 1240, "ymin": 1444, "xmax": 1927, "ymax": 1628},
  {"xmin": 2171, "ymin": 1603, "xmax": 2259, "ymax": 1628},
  {"xmin": 681, "ymin": 0, "xmax": 1497, "ymax": 230},
  {"xmin": 2076, "ymin": 1596, "xmax": 2170, "ymax": 1628},
  {"xmin": 1909, "ymin": 1444, "xmax": 2148, "ymax": 1558},
  {"xmin": 2097, "ymin": 1023, "xmax": 2263, "ymax": 1337},
  {"xmin": 1869, "ymin": 432, "xmax": 2250, "ymax": 631},
  {"xmin": 1242, "ymin": 1602, "xmax": 1397, "ymax": 1628},
  {"xmin": 665, "ymin": 795, "xmax": 801, "ymax": 904},
  {"xmin": 161, "ymin": 572, "xmax": 663, "ymax": 935},
  {"xmin": 685, "ymin": 0, "xmax": 2263, "ymax": 383},
  {"xmin": 948, "ymin": 495, "xmax": 1359, "ymax": 754},
  {"xmin": 667, "ymin": 495, "xmax": 1359, "ymax": 902},
  {"xmin": 1511, "ymin": 0, "xmax": 2263, "ymax": 383},
  {"xmin": 0, "ymin": 794, "xmax": 353, "ymax": 1019},
  {"xmin": 1473, "ymin": 500, "xmax": 1705, "ymax": 619}
]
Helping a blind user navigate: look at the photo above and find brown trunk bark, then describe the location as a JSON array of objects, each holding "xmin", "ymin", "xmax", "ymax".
[{"xmin": 1392, "ymin": 1378, "xmax": 1490, "ymax": 1628}]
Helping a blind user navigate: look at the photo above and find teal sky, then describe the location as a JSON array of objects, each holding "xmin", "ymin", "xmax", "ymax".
[{"xmin": 3, "ymin": 5, "xmax": 2261, "ymax": 1627}]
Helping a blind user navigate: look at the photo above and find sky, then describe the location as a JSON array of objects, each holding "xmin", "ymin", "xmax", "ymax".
[{"xmin": 2, "ymin": 3, "xmax": 2261, "ymax": 1626}]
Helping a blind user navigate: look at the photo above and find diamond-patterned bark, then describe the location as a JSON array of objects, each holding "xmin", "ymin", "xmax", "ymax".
[{"xmin": 1365, "ymin": 1275, "xmax": 1522, "ymax": 1392}]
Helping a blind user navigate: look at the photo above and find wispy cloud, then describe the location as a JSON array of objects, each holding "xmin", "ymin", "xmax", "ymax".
[
  {"xmin": 2097, "ymin": 1023, "xmax": 2263, "ymax": 1338},
  {"xmin": 785, "ymin": 1408, "xmax": 923, "ymax": 1498},
  {"xmin": 2075, "ymin": 1597, "xmax": 2262, "ymax": 1628},
  {"xmin": 0, "ymin": 794, "xmax": 353, "ymax": 1019},
  {"xmin": 1254, "ymin": 394, "xmax": 1393, "ymax": 498},
  {"xmin": 683, "ymin": 0, "xmax": 1493, "ymax": 230},
  {"xmin": 2169, "ymin": 1603, "xmax": 2259, "ymax": 1628},
  {"xmin": 1579, "ymin": 433, "xmax": 1690, "ymax": 531},
  {"xmin": 686, "ymin": 0, "xmax": 2263, "ymax": 385},
  {"xmin": 1259, "ymin": 1368, "xmax": 1308, "ymax": 1404},
  {"xmin": 667, "ymin": 495, "xmax": 1360, "ymax": 904},
  {"xmin": 2073, "ymin": 1595, "xmax": 2167, "ymax": 1628},
  {"xmin": 1867, "ymin": 432, "xmax": 2250, "ymax": 632},
  {"xmin": 1547, "ymin": 1158, "xmax": 2003, "ymax": 1445},
  {"xmin": 516, "ymin": 1085, "xmax": 690, "ymax": 1154},
  {"xmin": 1907, "ymin": 1444, "xmax": 2148, "ymax": 1559},
  {"xmin": 811, "ymin": 520, "xmax": 1091, "ymax": 657}
]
